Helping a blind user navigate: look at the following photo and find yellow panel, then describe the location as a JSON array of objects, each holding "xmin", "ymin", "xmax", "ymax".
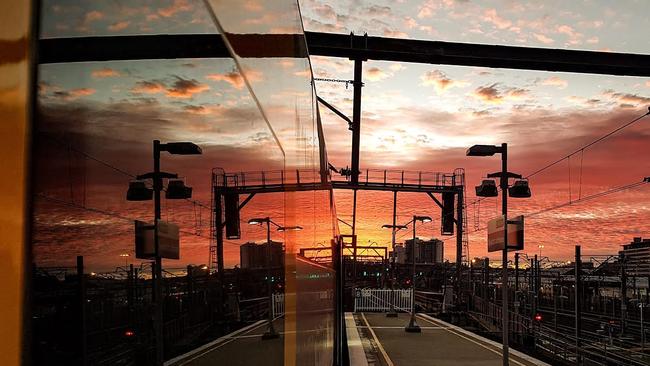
[{"xmin": 0, "ymin": 1, "xmax": 32, "ymax": 365}]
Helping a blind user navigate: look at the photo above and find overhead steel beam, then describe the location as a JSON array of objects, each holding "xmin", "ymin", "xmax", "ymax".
[{"xmin": 38, "ymin": 32, "xmax": 650, "ymax": 76}]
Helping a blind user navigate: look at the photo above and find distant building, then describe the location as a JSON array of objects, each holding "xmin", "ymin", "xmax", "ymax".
[
  {"xmin": 240, "ymin": 241, "xmax": 283, "ymax": 269},
  {"xmin": 392, "ymin": 244, "xmax": 407, "ymax": 264},
  {"xmin": 619, "ymin": 237, "xmax": 650, "ymax": 276},
  {"xmin": 403, "ymin": 238, "xmax": 444, "ymax": 264}
]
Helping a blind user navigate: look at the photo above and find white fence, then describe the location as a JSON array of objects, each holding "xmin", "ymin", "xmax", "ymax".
[
  {"xmin": 272, "ymin": 293, "xmax": 285, "ymax": 317},
  {"xmin": 354, "ymin": 288, "xmax": 413, "ymax": 312}
]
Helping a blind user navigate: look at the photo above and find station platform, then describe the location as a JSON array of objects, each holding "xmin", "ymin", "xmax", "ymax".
[
  {"xmin": 165, "ymin": 313, "xmax": 549, "ymax": 366},
  {"xmin": 350, "ymin": 312, "xmax": 550, "ymax": 366}
]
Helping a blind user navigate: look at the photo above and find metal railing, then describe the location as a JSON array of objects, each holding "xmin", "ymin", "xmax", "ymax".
[
  {"xmin": 212, "ymin": 168, "xmax": 462, "ymax": 189},
  {"xmin": 354, "ymin": 169, "xmax": 461, "ymax": 187},
  {"xmin": 272, "ymin": 293, "xmax": 285, "ymax": 317},
  {"xmin": 213, "ymin": 169, "xmax": 325, "ymax": 188},
  {"xmin": 353, "ymin": 288, "xmax": 413, "ymax": 312}
]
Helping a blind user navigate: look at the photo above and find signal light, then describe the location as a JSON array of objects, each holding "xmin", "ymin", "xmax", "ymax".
[
  {"xmin": 124, "ymin": 329, "xmax": 135, "ymax": 337},
  {"xmin": 441, "ymin": 192, "xmax": 455, "ymax": 235},
  {"xmin": 508, "ymin": 179, "xmax": 531, "ymax": 198},
  {"xmin": 534, "ymin": 313, "xmax": 543, "ymax": 322},
  {"xmin": 225, "ymin": 193, "xmax": 241, "ymax": 239},
  {"xmin": 126, "ymin": 180, "xmax": 153, "ymax": 201},
  {"xmin": 165, "ymin": 179, "xmax": 192, "ymax": 199},
  {"xmin": 475, "ymin": 179, "xmax": 498, "ymax": 197}
]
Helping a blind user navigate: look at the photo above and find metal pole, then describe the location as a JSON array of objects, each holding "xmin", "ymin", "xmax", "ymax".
[
  {"xmin": 575, "ymin": 245, "xmax": 582, "ymax": 364},
  {"xmin": 405, "ymin": 217, "xmax": 421, "ymax": 332},
  {"xmin": 352, "ymin": 189, "xmax": 358, "ymax": 288},
  {"xmin": 263, "ymin": 220, "xmax": 279, "ymax": 339},
  {"xmin": 641, "ymin": 303, "xmax": 645, "ymax": 352},
  {"xmin": 77, "ymin": 256, "xmax": 87, "ymax": 366},
  {"xmin": 514, "ymin": 253, "xmax": 519, "ymax": 294},
  {"xmin": 351, "ymin": 58, "xmax": 362, "ymax": 184},
  {"xmin": 621, "ymin": 254, "xmax": 627, "ymax": 335},
  {"xmin": 500, "ymin": 143, "xmax": 509, "ymax": 366},
  {"xmin": 153, "ymin": 140, "xmax": 164, "ymax": 366},
  {"xmin": 456, "ymin": 188, "xmax": 464, "ymax": 306},
  {"xmin": 387, "ymin": 191, "xmax": 398, "ymax": 317}
]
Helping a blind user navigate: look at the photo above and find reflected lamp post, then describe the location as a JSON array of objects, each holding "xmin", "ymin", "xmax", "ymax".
[
  {"xmin": 126, "ymin": 140, "xmax": 201, "ymax": 366},
  {"xmin": 404, "ymin": 215, "xmax": 432, "ymax": 333},
  {"xmin": 119, "ymin": 253, "xmax": 130, "ymax": 267},
  {"xmin": 467, "ymin": 143, "xmax": 531, "ymax": 366},
  {"xmin": 248, "ymin": 217, "xmax": 302, "ymax": 340},
  {"xmin": 381, "ymin": 223, "xmax": 408, "ymax": 318}
]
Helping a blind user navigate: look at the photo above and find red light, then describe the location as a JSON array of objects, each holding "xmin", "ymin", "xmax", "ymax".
[
  {"xmin": 125, "ymin": 330, "xmax": 135, "ymax": 337},
  {"xmin": 534, "ymin": 314, "xmax": 543, "ymax": 322}
]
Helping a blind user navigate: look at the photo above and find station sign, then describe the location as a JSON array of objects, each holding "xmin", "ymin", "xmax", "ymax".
[
  {"xmin": 487, "ymin": 215, "xmax": 524, "ymax": 252},
  {"xmin": 135, "ymin": 220, "xmax": 180, "ymax": 259}
]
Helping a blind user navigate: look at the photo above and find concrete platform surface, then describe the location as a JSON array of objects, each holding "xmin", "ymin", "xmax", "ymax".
[{"xmin": 355, "ymin": 312, "xmax": 549, "ymax": 366}]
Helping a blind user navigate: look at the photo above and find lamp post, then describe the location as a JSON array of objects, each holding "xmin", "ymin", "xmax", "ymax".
[
  {"xmin": 119, "ymin": 253, "xmax": 130, "ymax": 267},
  {"xmin": 126, "ymin": 140, "xmax": 201, "ymax": 366},
  {"xmin": 382, "ymin": 223, "xmax": 408, "ymax": 317},
  {"xmin": 404, "ymin": 215, "xmax": 432, "ymax": 333},
  {"xmin": 538, "ymin": 245, "xmax": 544, "ymax": 258},
  {"xmin": 467, "ymin": 143, "xmax": 531, "ymax": 366},
  {"xmin": 248, "ymin": 217, "xmax": 302, "ymax": 340}
]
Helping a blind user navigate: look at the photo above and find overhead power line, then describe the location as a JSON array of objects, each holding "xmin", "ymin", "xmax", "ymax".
[
  {"xmin": 34, "ymin": 193, "xmax": 248, "ymax": 245},
  {"xmin": 525, "ymin": 107, "xmax": 650, "ymax": 179},
  {"xmin": 455, "ymin": 177, "xmax": 650, "ymax": 241}
]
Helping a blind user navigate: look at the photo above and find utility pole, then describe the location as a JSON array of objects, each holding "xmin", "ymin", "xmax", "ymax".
[
  {"xmin": 500, "ymin": 143, "xmax": 510, "ymax": 366},
  {"xmin": 575, "ymin": 245, "xmax": 582, "ymax": 365},
  {"xmin": 387, "ymin": 191, "xmax": 398, "ymax": 318},
  {"xmin": 620, "ymin": 253, "xmax": 627, "ymax": 335},
  {"xmin": 152, "ymin": 140, "xmax": 164, "ymax": 366}
]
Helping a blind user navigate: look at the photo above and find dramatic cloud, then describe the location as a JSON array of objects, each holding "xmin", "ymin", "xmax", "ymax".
[
  {"xmin": 107, "ymin": 21, "xmax": 130, "ymax": 32},
  {"xmin": 420, "ymin": 70, "xmax": 469, "ymax": 93},
  {"xmin": 165, "ymin": 77, "xmax": 210, "ymax": 98},
  {"xmin": 158, "ymin": 0, "xmax": 191, "ymax": 18},
  {"xmin": 50, "ymin": 88, "xmax": 96, "ymax": 101},
  {"xmin": 470, "ymin": 83, "xmax": 529, "ymax": 103},
  {"xmin": 603, "ymin": 90, "xmax": 650, "ymax": 106},
  {"xmin": 206, "ymin": 69, "xmax": 263, "ymax": 89},
  {"xmin": 131, "ymin": 80, "xmax": 165, "ymax": 94},
  {"xmin": 365, "ymin": 67, "xmax": 391, "ymax": 82},
  {"xmin": 533, "ymin": 33, "xmax": 554, "ymax": 45},
  {"xmin": 482, "ymin": 8, "xmax": 512, "ymax": 30},
  {"xmin": 541, "ymin": 76, "xmax": 568, "ymax": 89},
  {"xmin": 91, "ymin": 68, "xmax": 121, "ymax": 78},
  {"xmin": 84, "ymin": 10, "xmax": 104, "ymax": 23},
  {"xmin": 207, "ymin": 71, "xmax": 245, "ymax": 89}
]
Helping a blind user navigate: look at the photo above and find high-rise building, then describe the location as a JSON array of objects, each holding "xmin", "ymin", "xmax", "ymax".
[
  {"xmin": 240, "ymin": 241, "xmax": 283, "ymax": 269},
  {"xmin": 404, "ymin": 238, "xmax": 444, "ymax": 264},
  {"xmin": 619, "ymin": 237, "xmax": 650, "ymax": 276}
]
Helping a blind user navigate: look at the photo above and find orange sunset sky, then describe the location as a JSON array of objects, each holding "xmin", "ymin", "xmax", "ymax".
[{"xmin": 31, "ymin": 0, "xmax": 650, "ymax": 271}]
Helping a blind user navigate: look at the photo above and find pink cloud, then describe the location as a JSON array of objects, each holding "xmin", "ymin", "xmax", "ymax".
[
  {"xmin": 131, "ymin": 81, "xmax": 165, "ymax": 94},
  {"xmin": 207, "ymin": 70, "xmax": 262, "ymax": 89},
  {"xmin": 158, "ymin": 0, "xmax": 191, "ymax": 18},
  {"xmin": 541, "ymin": 76, "xmax": 568, "ymax": 89},
  {"xmin": 91, "ymin": 68, "xmax": 121, "ymax": 78},
  {"xmin": 482, "ymin": 8, "xmax": 512, "ymax": 30},
  {"xmin": 365, "ymin": 67, "xmax": 391, "ymax": 82},
  {"xmin": 533, "ymin": 33, "xmax": 554, "ymax": 45},
  {"xmin": 420, "ymin": 70, "xmax": 469, "ymax": 93},
  {"xmin": 108, "ymin": 21, "xmax": 130, "ymax": 32},
  {"xmin": 165, "ymin": 78, "xmax": 210, "ymax": 98},
  {"xmin": 84, "ymin": 10, "xmax": 104, "ymax": 23}
]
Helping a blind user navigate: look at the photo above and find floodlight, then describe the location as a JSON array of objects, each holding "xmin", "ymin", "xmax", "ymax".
[{"xmin": 127, "ymin": 180, "xmax": 153, "ymax": 201}]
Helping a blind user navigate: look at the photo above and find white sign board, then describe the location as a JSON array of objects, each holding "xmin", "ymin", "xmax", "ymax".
[
  {"xmin": 487, "ymin": 215, "xmax": 524, "ymax": 252},
  {"xmin": 135, "ymin": 220, "xmax": 180, "ymax": 259}
]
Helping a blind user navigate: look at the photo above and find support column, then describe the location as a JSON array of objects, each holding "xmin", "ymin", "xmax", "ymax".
[
  {"xmin": 455, "ymin": 188, "xmax": 463, "ymax": 306},
  {"xmin": 351, "ymin": 58, "xmax": 363, "ymax": 184},
  {"xmin": 575, "ymin": 246, "xmax": 582, "ymax": 364}
]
